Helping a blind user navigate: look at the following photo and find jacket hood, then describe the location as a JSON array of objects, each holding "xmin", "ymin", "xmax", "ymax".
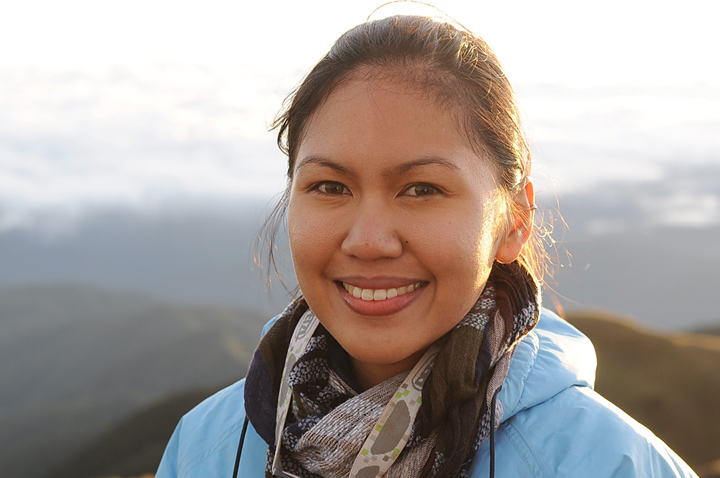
[{"xmin": 497, "ymin": 308, "xmax": 597, "ymax": 422}]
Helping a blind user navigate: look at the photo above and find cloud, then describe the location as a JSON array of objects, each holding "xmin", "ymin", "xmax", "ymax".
[
  {"xmin": 519, "ymin": 83, "xmax": 720, "ymax": 194},
  {"xmin": 0, "ymin": 65, "xmax": 289, "ymax": 231},
  {"xmin": 551, "ymin": 162, "xmax": 720, "ymax": 233},
  {"xmin": 1, "ymin": 65, "xmax": 719, "ymax": 234}
]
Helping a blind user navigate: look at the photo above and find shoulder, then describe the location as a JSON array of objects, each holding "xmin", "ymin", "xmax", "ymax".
[
  {"xmin": 468, "ymin": 309, "xmax": 698, "ymax": 478},
  {"xmin": 155, "ymin": 379, "xmax": 268, "ymax": 477},
  {"xmin": 155, "ymin": 314, "xmax": 283, "ymax": 477},
  {"xmin": 470, "ymin": 385, "xmax": 698, "ymax": 477},
  {"xmin": 170, "ymin": 379, "xmax": 248, "ymax": 463},
  {"xmin": 498, "ymin": 308, "xmax": 597, "ymax": 419}
]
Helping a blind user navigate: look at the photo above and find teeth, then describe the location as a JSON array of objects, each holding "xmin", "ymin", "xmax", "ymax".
[{"xmin": 343, "ymin": 282, "xmax": 424, "ymax": 301}]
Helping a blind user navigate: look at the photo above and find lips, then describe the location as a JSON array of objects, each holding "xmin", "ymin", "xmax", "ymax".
[
  {"xmin": 337, "ymin": 279, "xmax": 428, "ymax": 316},
  {"xmin": 342, "ymin": 281, "xmax": 425, "ymax": 301}
]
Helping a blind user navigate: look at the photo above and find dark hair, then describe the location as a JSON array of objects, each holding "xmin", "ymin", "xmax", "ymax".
[{"xmin": 259, "ymin": 14, "xmax": 547, "ymax": 286}]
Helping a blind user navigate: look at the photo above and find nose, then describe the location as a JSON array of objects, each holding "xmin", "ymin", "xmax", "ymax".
[{"xmin": 341, "ymin": 199, "xmax": 403, "ymax": 260}]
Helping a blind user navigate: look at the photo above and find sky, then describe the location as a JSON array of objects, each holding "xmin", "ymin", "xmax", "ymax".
[{"xmin": 1, "ymin": 0, "xmax": 719, "ymax": 233}]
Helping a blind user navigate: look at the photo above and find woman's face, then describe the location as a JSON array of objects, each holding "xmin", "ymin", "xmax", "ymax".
[{"xmin": 287, "ymin": 75, "xmax": 511, "ymax": 390}]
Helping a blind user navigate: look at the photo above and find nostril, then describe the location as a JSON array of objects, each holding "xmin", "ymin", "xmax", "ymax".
[{"xmin": 340, "ymin": 228, "xmax": 403, "ymax": 260}]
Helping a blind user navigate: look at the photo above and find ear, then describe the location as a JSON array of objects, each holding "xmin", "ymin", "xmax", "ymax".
[{"xmin": 495, "ymin": 181, "xmax": 535, "ymax": 264}]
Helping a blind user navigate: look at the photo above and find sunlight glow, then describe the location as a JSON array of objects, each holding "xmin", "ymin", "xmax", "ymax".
[{"xmin": 0, "ymin": 0, "xmax": 719, "ymax": 229}]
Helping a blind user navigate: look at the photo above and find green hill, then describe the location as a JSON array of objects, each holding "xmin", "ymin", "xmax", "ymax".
[
  {"xmin": 48, "ymin": 389, "xmax": 217, "ymax": 478},
  {"xmin": 0, "ymin": 283, "xmax": 269, "ymax": 478}
]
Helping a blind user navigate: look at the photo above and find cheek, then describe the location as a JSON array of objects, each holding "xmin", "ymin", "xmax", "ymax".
[
  {"xmin": 430, "ymin": 212, "xmax": 503, "ymax": 290},
  {"xmin": 478, "ymin": 196, "xmax": 510, "ymax": 260},
  {"xmin": 438, "ymin": 206, "xmax": 503, "ymax": 258},
  {"xmin": 287, "ymin": 201, "xmax": 338, "ymax": 280},
  {"xmin": 287, "ymin": 204, "xmax": 314, "ymax": 267}
]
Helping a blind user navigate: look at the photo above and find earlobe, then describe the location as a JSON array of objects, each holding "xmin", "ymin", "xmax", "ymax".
[{"xmin": 495, "ymin": 181, "xmax": 535, "ymax": 264}]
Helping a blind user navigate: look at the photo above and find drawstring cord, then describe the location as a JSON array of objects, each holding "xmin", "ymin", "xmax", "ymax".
[
  {"xmin": 232, "ymin": 416, "xmax": 249, "ymax": 478},
  {"xmin": 489, "ymin": 385, "xmax": 502, "ymax": 478}
]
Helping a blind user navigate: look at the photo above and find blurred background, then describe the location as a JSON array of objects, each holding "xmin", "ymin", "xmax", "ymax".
[{"xmin": 1, "ymin": 1, "xmax": 719, "ymax": 477}]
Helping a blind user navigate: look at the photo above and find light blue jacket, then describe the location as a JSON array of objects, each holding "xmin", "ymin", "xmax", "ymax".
[{"xmin": 156, "ymin": 309, "xmax": 698, "ymax": 477}]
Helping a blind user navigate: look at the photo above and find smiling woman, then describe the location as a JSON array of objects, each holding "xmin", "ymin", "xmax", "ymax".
[
  {"xmin": 287, "ymin": 75, "xmax": 523, "ymax": 391},
  {"xmin": 155, "ymin": 13, "xmax": 698, "ymax": 478}
]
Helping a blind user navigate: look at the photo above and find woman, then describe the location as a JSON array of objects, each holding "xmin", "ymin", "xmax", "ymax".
[{"xmin": 156, "ymin": 15, "xmax": 697, "ymax": 478}]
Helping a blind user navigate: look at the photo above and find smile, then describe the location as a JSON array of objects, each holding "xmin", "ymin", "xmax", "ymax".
[{"xmin": 341, "ymin": 281, "xmax": 426, "ymax": 301}]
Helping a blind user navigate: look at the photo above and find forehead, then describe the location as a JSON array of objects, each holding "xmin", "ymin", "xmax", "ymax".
[
  {"xmin": 300, "ymin": 74, "xmax": 469, "ymax": 156},
  {"xmin": 294, "ymin": 75, "xmax": 498, "ymax": 188},
  {"xmin": 322, "ymin": 67, "xmax": 462, "ymax": 124}
]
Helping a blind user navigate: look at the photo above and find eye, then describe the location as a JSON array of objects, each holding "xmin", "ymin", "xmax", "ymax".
[
  {"xmin": 315, "ymin": 181, "xmax": 350, "ymax": 195},
  {"xmin": 403, "ymin": 183, "xmax": 441, "ymax": 197}
]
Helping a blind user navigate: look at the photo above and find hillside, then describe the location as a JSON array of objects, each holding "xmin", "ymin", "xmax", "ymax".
[
  {"xmin": 567, "ymin": 311, "xmax": 720, "ymax": 476},
  {"xmin": 52, "ymin": 309, "xmax": 720, "ymax": 478},
  {"xmin": 49, "ymin": 389, "xmax": 217, "ymax": 478},
  {"xmin": 0, "ymin": 283, "xmax": 269, "ymax": 478}
]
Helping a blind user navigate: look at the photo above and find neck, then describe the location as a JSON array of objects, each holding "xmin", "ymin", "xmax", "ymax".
[{"xmin": 350, "ymin": 349, "xmax": 426, "ymax": 391}]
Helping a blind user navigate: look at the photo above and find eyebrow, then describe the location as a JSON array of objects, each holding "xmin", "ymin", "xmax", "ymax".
[
  {"xmin": 383, "ymin": 156, "xmax": 461, "ymax": 179},
  {"xmin": 295, "ymin": 155, "xmax": 356, "ymax": 178},
  {"xmin": 294, "ymin": 155, "xmax": 460, "ymax": 179}
]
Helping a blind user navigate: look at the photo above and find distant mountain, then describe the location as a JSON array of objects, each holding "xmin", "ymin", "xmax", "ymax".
[
  {"xmin": 697, "ymin": 324, "xmax": 720, "ymax": 337},
  {"xmin": 51, "ymin": 309, "xmax": 720, "ymax": 478},
  {"xmin": 2, "ymin": 199, "xmax": 719, "ymax": 332},
  {"xmin": 567, "ymin": 311, "xmax": 720, "ymax": 476},
  {"xmin": 0, "ymin": 202, "xmax": 295, "ymax": 314},
  {"xmin": 548, "ymin": 224, "xmax": 720, "ymax": 331},
  {"xmin": 0, "ymin": 283, "xmax": 271, "ymax": 478}
]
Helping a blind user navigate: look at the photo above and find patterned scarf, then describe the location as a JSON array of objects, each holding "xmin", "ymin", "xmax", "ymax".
[{"xmin": 245, "ymin": 261, "xmax": 540, "ymax": 478}]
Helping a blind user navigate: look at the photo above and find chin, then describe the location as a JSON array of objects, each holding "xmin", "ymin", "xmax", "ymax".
[{"xmin": 341, "ymin": 338, "xmax": 427, "ymax": 368}]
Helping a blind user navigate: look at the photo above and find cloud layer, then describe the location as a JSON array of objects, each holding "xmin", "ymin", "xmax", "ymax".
[{"xmin": 1, "ymin": 64, "xmax": 719, "ymax": 234}]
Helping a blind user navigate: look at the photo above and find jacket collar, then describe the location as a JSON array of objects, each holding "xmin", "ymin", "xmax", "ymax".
[{"xmin": 497, "ymin": 308, "xmax": 597, "ymax": 421}]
